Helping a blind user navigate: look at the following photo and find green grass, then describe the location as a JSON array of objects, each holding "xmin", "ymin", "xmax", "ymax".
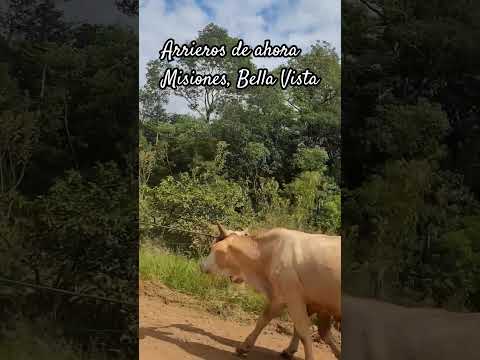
[
  {"xmin": 0, "ymin": 346, "xmax": 79, "ymax": 360},
  {"xmin": 0, "ymin": 324, "xmax": 83, "ymax": 360},
  {"xmin": 0, "ymin": 320, "xmax": 123, "ymax": 360},
  {"xmin": 140, "ymin": 245, "xmax": 266, "ymax": 316}
]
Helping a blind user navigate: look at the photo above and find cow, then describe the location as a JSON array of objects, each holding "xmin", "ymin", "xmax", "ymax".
[
  {"xmin": 200, "ymin": 224, "xmax": 341, "ymax": 360},
  {"xmin": 342, "ymin": 295, "xmax": 480, "ymax": 360},
  {"xmin": 283, "ymin": 309, "xmax": 341, "ymax": 359},
  {"xmin": 217, "ymin": 227, "xmax": 250, "ymax": 239}
]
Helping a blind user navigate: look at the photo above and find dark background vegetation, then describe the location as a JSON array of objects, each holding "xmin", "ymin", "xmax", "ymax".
[
  {"xmin": 0, "ymin": 0, "xmax": 138, "ymax": 358},
  {"xmin": 139, "ymin": 23, "xmax": 341, "ymax": 256},
  {"xmin": 343, "ymin": 0, "xmax": 480, "ymax": 312}
]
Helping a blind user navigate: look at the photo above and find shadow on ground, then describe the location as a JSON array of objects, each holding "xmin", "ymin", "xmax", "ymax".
[{"xmin": 140, "ymin": 323, "xmax": 301, "ymax": 360}]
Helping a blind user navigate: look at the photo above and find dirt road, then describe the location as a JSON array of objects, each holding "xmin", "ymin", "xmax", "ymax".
[{"xmin": 139, "ymin": 282, "xmax": 337, "ymax": 360}]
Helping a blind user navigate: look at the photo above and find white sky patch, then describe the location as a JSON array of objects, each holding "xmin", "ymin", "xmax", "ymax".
[{"xmin": 140, "ymin": 0, "xmax": 340, "ymax": 114}]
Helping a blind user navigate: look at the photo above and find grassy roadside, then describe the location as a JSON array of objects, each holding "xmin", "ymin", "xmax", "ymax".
[
  {"xmin": 139, "ymin": 245, "xmax": 266, "ymax": 316},
  {"xmin": 0, "ymin": 322, "xmax": 95, "ymax": 360},
  {"xmin": 0, "ymin": 343, "xmax": 81, "ymax": 360},
  {"xmin": 0, "ymin": 317, "xmax": 138, "ymax": 360}
]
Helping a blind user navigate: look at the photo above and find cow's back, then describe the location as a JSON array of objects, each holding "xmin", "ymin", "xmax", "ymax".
[{"xmin": 261, "ymin": 229, "xmax": 341, "ymax": 316}]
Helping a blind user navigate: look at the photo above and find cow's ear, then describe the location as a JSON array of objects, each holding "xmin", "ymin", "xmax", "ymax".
[{"xmin": 216, "ymin": 223, "xmax": 228, "ymax": 242}]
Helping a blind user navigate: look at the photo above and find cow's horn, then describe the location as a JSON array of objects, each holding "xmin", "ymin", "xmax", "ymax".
[{"xmin": 217, "ymin": 222, "xmax": 228, "ymax": 241}]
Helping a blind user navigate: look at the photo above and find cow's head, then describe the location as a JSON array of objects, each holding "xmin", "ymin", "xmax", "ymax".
[
  {"xmin": 214, "ymin": 223, "xmax": 249, "ymax": 241},
  {"xmin": 199, "ymin": 223, "xmax": 247, "ymax": 284}
]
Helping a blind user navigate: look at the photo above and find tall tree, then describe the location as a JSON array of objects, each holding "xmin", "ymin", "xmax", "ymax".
[
  {"xmin": 169, "ymin": 23, "xmax": 253, "ymax": 122},
  {"xmin": 140, "ymin": 58, "xmax": 169, "ymax": 123}
]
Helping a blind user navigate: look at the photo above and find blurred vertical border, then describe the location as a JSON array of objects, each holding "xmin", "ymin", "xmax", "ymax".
[
  {"xmin": 0, "ymin": 1, "xmax": 139, "ymax": 359},
  {"xmin": 342, "ymin": 0, "xmax": 480, "ymax": 359}
]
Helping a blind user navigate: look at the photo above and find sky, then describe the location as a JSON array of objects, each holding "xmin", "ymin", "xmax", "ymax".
[{"xmin": 140, "ymin": 0, "xmax": 341, "ymax": 113}]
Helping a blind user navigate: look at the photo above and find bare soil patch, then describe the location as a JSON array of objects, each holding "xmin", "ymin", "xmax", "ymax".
[{"xmin": 139, "ymin": 280, "xmax": 338, "ymax": 360}]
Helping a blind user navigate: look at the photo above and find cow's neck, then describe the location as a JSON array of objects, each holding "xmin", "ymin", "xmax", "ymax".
[{"xmin": 230, "ymin": 238, "xmax": 272, "ymax": 298}]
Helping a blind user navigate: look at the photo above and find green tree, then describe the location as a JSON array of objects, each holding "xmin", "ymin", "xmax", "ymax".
[
  {"xmin": 140, "ymin": 58, "xmax": 169, "ymax": 123},
  {"xmin": 171, "ymin": 23, "xmax": 253, "ymax": 122}
]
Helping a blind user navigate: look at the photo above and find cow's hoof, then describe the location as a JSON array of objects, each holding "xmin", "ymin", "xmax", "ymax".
[
  {"xmin": 235, "ymin": 346, "xmax": 250, "ymax": 356},
  {"xmin": 280, "ymin": 350, "xmax": 296, "ymax": 359}
]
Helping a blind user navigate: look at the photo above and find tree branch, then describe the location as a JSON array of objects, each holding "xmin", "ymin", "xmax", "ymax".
[
  {"xmin": 359, "ymin": 0, "xmax": 385, "ymax": 19},
  {"xmin": 63, "ymin": 91, "xmax": 78, "ymax": 169}
]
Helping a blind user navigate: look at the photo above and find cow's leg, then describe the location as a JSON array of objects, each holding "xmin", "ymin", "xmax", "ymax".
[
  {"xmin": 315, "ymin": 312, "xmax": 341, "ymax": 358},
  {"xmin": 236, "ymin": 301, "xmax": 284, "ymax": 355},
  {"xmin": 280, "ymin": 327, "xmax": 300, "ymax": 359},
  {"xmin": 316, "ymin": 311, "xmax": 332, "ymax": 338},
  {"xmin": 281, "ymin": 306, "xmax": 316, "ymax": 358},
  {"xmin": 286, "ymin": 299, "xmax": 315, "ymax": 360}
]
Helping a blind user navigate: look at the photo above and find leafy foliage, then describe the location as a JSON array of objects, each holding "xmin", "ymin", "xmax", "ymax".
[
  {"xmin": 140, "ymin": 25, "xmax": 342, "ymax": 255},
  {"xmin": 0, "ymin": 4, "xmax": 138, "ymax": 358},
  {"xmin": 343, "ymin": 0, "xmax": 480, "ymax": 311}
]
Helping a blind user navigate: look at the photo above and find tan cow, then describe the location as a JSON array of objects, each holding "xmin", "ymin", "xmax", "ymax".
[
  {"xmin": 342, "ymin": 295, "xmax": 480, "ymax": 360},
  {"xmin": 200, "ymin": 224, "xmax": 341, "ymax": 360}
]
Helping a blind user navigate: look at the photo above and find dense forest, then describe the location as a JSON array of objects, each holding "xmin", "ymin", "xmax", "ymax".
[
  {"xmin": 139, "ymin": 23, "xmax": 341, "ymax": 256},
  {"xmin": 0, "ymin": 1, "xmax": 138, "ymax": 358},
  {"xmin": 343, "ymin": 0, "xmax": 480, "ymax": 311}
]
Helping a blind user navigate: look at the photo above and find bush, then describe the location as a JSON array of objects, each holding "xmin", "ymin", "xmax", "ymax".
[{"xmin": 0, "ymin": 320, "xmax": 109, "ymax": 360}]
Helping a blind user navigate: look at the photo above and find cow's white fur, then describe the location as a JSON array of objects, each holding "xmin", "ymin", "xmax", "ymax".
[{"xmin": 200, "ymin": 226, "xmax": 341, "ymax": 360}]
